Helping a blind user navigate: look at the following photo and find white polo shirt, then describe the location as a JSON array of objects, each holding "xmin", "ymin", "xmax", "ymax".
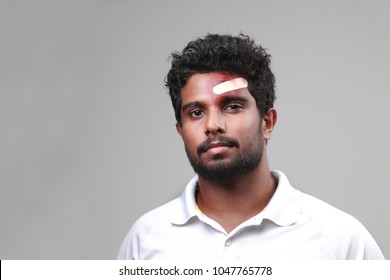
[{"xmin": 118, "ymin": 171, "xmax": 384, "ymax": 260}]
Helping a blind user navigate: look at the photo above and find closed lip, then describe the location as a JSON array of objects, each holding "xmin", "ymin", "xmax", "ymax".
[{"xmin": 204, "ymin": 141, "xmax": 233, "ymax": 152}]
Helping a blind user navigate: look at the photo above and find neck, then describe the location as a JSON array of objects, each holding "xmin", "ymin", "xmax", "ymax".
[{"xmin": 196, "ymin": 152, "xmax": 276, "ymax": 233}]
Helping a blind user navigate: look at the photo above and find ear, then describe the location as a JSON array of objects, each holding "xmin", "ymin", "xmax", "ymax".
[
  {"xmin": 176, "ymin": 122, "xmax": 184, "ymax": 139},
  {"xmin": 262, "ymin": 108, "xmax": 277, "ymax": 141}
]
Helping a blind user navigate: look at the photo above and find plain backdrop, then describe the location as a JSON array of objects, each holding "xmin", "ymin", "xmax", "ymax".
[{"xmin": 0, "ymin": 0, "xmax": 389, "ymax": 259}]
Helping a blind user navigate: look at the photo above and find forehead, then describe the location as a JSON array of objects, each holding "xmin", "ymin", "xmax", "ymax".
[
  {"xmin": 181, "ymin": 72, "xmax": 253, "ymax": 104},
  {"xmin": 185, "ymin": 72, "xmax": 239, "ymax": 90}
]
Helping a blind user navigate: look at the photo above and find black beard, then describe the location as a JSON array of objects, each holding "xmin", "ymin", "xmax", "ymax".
[{"xmin": 185, "ymin": 135, "xmax": 263, "ymax": 183}]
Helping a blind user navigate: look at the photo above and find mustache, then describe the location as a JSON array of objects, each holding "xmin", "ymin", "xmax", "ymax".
[{"xmin": 197, "ymin": 136, "xmax": 240, "ymax": 155}]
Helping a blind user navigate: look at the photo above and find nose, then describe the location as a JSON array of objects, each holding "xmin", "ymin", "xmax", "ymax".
[{"xmin": 205, "ymin": 109, "xmax": 225, "ymax": 136}]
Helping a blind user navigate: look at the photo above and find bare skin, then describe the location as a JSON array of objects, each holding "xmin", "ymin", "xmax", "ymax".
[{"xmin": 176, "ymin": 72, "xmax": 277, "ymax": 233}]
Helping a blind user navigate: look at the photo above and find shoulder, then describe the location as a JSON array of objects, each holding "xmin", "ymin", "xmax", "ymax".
[
  {"xmin": 301, "ymin": 191, "xmax": 357, "ymax": 225},
  {"xmin": 134, "ymin": 198, "xmax": 178, "ymax": 232},
  {"xmin": 299, "ymin": 191, "xmax": 384, "ymax": 259},
  {"xmin": 117, "ymin": 176, "xmax": 199, "ymax": 260},
  {"xmin": 117, "ymin": 198, "xmax": 179, "ymax": 259}
]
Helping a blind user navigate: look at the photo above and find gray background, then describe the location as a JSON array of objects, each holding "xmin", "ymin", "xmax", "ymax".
[{"xmin": 0, "ymin": 0, "xmax": 389, "ymax": 259}]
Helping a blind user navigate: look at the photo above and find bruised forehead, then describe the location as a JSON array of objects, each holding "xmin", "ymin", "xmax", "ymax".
[
  {"xmin": 182, "ymin": 72, "xmax": 248, "ymax": 96},
  {"xmin": 213, "ymin": 77, "xmax": 248, "ymax": 95},
  {"xmin": 180, "ymin": 72, "xmax": 254, "ymax": 110}
]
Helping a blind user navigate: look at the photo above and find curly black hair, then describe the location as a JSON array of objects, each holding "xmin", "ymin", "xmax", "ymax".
[{"xmin": 165, "ymin": 33, "xmax": 276, "ymax": 124}]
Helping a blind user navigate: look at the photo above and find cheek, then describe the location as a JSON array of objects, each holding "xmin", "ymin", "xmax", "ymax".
[
  {"xmin": 232, "ymin": 113, "xmax": 261, "ymax": 133},
  {"xmin": 235, "ymin": 118, "xmax": 263, "ymax": 146},
  {"xmin": 182, "ymin": 127, "xmax": 201, "ymax": 149}
]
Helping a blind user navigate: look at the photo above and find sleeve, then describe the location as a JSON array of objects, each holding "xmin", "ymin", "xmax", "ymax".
[
  {"xmin": 302, "ymin": 192, "xmax": 385, "ymax": 260},
  {"xmin": 117, "ymin": 224, "xmax": 140, "ymax": 260},
  {"xmin": 341, "ymin": 219, "xmax": 385, "ymax": 260}
]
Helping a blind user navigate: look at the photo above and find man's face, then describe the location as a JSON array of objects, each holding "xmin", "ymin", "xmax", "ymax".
[{"xmin": 176, "ymin": 72, "xmax": 266, "ymax": 182}]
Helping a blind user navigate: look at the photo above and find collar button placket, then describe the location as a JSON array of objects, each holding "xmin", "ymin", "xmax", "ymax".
[{"xmin": 225, "ymin": 238, "xmax": 232, "ymax": 247}]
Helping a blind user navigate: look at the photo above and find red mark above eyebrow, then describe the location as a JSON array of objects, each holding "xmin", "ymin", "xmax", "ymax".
[{"xmin": 212, "ymin": 77, "xmax": 248, "ymax": 95}]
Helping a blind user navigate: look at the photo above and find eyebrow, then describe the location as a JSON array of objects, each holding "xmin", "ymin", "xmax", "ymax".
[
  {"xmin": 181, "ymin": 96, "xmax": 250, "ymax": 113},
  {"xmin": 181, "ymin": 101, "xmax": 204, "ymax": 113},
  {"xmin": 220, "ymin": 96, "xmax": 250, "ymax": 105}
]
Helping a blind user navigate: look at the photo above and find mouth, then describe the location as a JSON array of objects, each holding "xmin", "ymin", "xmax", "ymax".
[
  {"xmin": 197, "ymin": 136, "xmax": 239, "ymax": 156},
  {"xmin": 202, "ymin": 141, "xmax": 235, "ymax": 156},
  {"xmin": 204, "ymin": 142, "xmax": 233, "ymax": 152}
]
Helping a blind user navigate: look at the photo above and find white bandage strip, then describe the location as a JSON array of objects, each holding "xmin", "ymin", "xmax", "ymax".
[{"xmin": 212, "ymin": 77, "xmax": 248, "ymax": 95}]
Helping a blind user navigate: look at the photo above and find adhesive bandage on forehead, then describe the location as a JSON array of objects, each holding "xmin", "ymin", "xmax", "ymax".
[{"xmin": 212, "ymin": 77, "xmax": 248, "ymax": 95}]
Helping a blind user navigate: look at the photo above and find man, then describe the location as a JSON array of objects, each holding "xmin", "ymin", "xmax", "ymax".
[{"xmin": 118, "ymin": 34, "xmax": 384, "ymax": 259}]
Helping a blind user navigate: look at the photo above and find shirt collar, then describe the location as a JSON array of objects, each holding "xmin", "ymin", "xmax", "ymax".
[
  {"xmin": 170, "ymin": 175, "xmax": 200, "ymax": 225},
  {"xmin": 170, "ymin": 170, "xmax": 302, "ymax": 227},
  {"xmin": 262, "ymin": 170, "xmax": 302, "ymax": 226}
]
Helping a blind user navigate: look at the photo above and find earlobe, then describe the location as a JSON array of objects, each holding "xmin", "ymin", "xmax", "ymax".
[{"xmin": 262, "ymin": 108, "xmax": 277, "ymax": 141}]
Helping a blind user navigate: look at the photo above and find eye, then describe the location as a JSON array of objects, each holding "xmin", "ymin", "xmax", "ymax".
[
  {"xmin": 189, "ymin": 109, "xmax": 204, "ymax": 118},
  {"xmin": 224, "ymin": 104, "xmax": 244, "ymax": 111}
]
